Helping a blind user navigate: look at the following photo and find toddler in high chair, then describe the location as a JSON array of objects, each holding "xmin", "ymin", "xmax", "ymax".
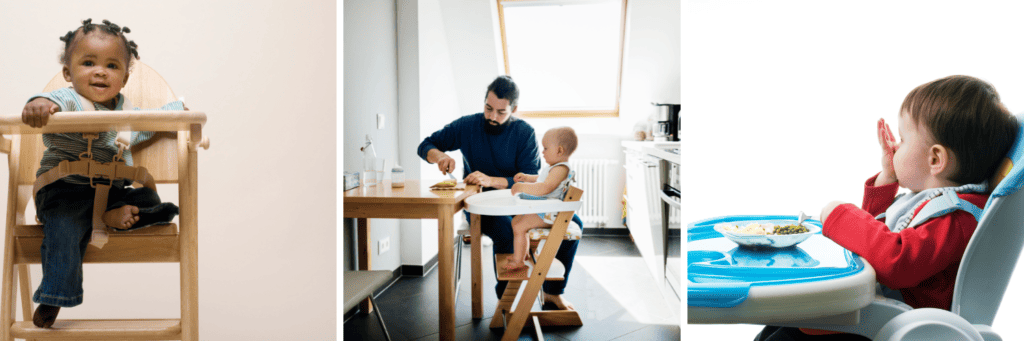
[
  {"xmin": 757, "ymin": 75, "xmax": 1019, "ymax": 340},
  {"xmin": 20, "ymin": 19, "xmax": 182, "ymax": 328},
  {"xmin": 506, "ymin": 126, "xmax": 578, "ymax": 271}
]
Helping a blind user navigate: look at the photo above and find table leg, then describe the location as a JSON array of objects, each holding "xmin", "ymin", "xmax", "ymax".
[
  {"xmin": 357, "ymin": 218, "xmax": 373, "ymax": 314},
  {"xmin": 438, "ymin": 206, "xmax": 456, "ymax": 340},
  {"xmin": 471, "ymin": 213, "xmax": 483, "ymax": 319}
]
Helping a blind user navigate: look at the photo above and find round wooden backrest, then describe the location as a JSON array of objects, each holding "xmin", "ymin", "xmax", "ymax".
[{"xmin": 35, "ymin": 61, "xmax": 180, "ymax": 183}]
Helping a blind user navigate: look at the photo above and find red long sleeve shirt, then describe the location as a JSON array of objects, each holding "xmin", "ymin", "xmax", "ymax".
[{"xmin": 823, "ymin": 174, "xmax": 987, "ymax": 310}]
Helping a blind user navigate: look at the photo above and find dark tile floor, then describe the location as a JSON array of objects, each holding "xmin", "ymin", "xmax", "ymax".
[{"xmin": 344, "ymin": 235, "xmax": 681, "ymax": 340}]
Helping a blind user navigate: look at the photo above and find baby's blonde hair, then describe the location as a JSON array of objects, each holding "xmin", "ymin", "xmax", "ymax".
[{"xmin": 548, "ymin": 126, "xmax": 578, "ymax": 156}]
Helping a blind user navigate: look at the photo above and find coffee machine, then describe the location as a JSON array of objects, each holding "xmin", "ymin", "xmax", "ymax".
[{"xmin": 651, "ymin": 103, "xmax": 681, "ymax": 142}]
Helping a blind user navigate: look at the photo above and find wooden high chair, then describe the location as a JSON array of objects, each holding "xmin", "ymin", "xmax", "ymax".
[
  {"xmin": 0, "ymin": 62, "xmax": 208, "ymax": 340},
  {"xmin": 478, "ymin": 186, "xmax": 584, "ymax": 341}
]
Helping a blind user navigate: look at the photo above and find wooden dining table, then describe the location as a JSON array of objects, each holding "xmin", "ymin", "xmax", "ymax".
[{"xmin": 344, "ymin": 179, "xmax": 481, "ymax": 340}]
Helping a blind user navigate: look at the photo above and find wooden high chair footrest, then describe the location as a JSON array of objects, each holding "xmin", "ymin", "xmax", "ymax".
[
  {"xmin": 14, "ymin": 223, "xmax": 180, "ymax": 264},
  {"xmin": 10, "ymin": 318, "xmax": 181, "ymax": 339},
  {"xmin": 15, "ymin": 223, "xmax": 178, "ymax": 237},
  {"xmin": 494, "ymin": 254, "xmax": 564, "ymax": 281},
  {"xmin": 526, "ymin": 311, "xmax": 583, "ymax": 327}
]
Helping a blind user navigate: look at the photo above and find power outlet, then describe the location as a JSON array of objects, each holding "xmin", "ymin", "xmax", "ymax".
[{"xmin": 378, "ymin": 237, "xmax": 390, "ymax": 255}]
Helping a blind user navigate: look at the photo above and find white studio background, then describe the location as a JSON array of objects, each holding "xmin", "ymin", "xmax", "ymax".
[
  {"xmin": 682, "ymin": 0, "xmax": 1024, "ymax": 339},
  {"xmin": 0, "ymin": 1, "xmax": 337, "ymax": 339}
]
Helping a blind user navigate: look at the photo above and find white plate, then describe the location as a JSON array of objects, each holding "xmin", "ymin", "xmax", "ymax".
[{"xmin": 712, "ymin": 221, "xmax": 821, "ymax": 248}]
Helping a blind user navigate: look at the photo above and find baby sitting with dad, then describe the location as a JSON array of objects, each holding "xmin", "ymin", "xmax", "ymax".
[{"xmin": 505, "ymin": 126, "xmax": 578, "ymax": 271}]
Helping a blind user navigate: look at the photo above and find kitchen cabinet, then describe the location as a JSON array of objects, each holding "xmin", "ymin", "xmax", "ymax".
[{"xmin": 622, "ymin": 141, "xmax": 680, "ymax": 298}]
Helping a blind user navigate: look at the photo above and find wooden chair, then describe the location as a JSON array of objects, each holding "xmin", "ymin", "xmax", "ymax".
[
  {"xmin": 0, "ymin": 62, "xmax": 208, "ymax": 340},
  {"xmin": 485, "ymin": 186, "xmax": 584, "ymax": 341}
]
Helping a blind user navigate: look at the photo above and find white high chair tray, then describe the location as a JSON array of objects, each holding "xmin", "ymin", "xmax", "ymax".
[{"xmin": 464, "ymin": 189, "xmax": 582, "ymax": 216}]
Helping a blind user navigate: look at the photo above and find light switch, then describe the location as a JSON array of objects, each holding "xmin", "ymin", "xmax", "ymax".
[{"xmin": 377, "ymin": 114, "xmax": 385, "ymax": 129}]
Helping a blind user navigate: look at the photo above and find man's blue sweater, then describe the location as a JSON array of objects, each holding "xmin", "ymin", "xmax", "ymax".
[{"xmin": 418, "ymin": 113, "xmax": 541, "ymax": 189}]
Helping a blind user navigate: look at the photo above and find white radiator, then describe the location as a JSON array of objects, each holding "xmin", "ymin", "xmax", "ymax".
[{"xmin": 568, "ymin": 159, "xmax": 616, "ymax": 227}]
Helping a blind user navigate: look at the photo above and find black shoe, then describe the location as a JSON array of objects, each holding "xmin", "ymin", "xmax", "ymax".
[{"xmin": 33, "ymin": 304, "xmax": 60, "ymax": 328}]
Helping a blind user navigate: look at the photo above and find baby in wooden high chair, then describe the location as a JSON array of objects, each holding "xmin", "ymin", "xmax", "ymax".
[
  {"xmin": 20, "ymin": 19, "xmax": 183, "ymax": 328},
  {"xmin": 507, "ymin": 126, "xmax": 578, "ymax": 271}
]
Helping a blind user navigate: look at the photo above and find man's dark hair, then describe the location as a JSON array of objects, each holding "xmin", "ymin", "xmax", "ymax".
[
  {"xmin": 901, "ymin": 75, "xmax": 1018, "ymax": 185},
  {"xmin": 485, "ymin": 75, "xmax": 519, "ymax": 110}
]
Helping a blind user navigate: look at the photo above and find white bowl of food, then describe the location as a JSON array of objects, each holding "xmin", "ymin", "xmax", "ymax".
[{"xmin": 713, "ymin": 221, "xmax": 820, "ymax": 248}]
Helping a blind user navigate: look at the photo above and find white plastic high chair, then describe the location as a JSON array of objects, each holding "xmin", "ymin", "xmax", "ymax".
[
  {"xmin": 0, "ymin": 62, "xmax": 208, "ymax": 340},
  {"xmin": 464, "ymin": 187, "xmax": 584, "ymax": 341},
  {"xmin": 774, "ymin": 113, "xmax": 1024, "ymax": 340}
]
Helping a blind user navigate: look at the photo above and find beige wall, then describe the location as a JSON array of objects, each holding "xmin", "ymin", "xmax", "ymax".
[{"xmin": 0, "ymin": 0, "xmax": 337, "ymax": 339}]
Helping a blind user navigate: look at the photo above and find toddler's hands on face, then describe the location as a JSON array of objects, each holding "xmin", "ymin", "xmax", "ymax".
[
  {"xmin": 877, "ymin": 118, "xmax": 898, "ymax": 177},
  {"xmin": 22, "ymin": 98, "xmax": 60, "ymax": 128}
]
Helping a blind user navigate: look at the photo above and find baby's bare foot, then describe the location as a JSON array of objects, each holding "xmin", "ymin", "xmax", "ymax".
[
  {"xmin": 506, "ymin": 254, "xmax": 529, "ymax": 264},
  {"xmin": 103, "ymin": 205, "xmax": 140, "ymax": 229},
  {"xmin": 543, "ymin": 293, "xmax": 576, "ymax": 311},
  {"xmin": 503, "ymin": 259, "xmax": 527, "ymax": 271},
  {"xmin": 33, "ymin": 304, "xmax": 60, "ymax": 328}
]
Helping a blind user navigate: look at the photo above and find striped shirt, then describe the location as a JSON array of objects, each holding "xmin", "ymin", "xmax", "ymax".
[{"xmin": 30, "ymin": 87, "xmax": 185, "ymax": 185}]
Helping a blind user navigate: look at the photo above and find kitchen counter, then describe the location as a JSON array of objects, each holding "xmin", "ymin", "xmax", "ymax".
[{"xmin": 621, "ymin": 140, "xmax": 680, "ymax": 151}]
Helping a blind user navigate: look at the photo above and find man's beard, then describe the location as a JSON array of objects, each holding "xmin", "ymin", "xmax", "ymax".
[{"xmin": 484, "ymin": 118, "xmax": 510, "ymax": 135}]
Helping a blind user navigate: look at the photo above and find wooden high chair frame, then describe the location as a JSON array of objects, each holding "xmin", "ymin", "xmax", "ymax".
[
  {"xmin": 485, "ymin": 186, "xmax": 584, "ymax": 341},
  {"xmin": 0, "ymin": 62, "xmax": 208, "ymax": 340}
]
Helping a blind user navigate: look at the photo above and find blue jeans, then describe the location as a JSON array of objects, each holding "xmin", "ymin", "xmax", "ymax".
[
  {"xmin": 33, "ymin": 180, "xmax": 174, "ymax": 307},
  {"xmin": 468, "ymin": 211, "xmax": 581, "ymax": 298}
]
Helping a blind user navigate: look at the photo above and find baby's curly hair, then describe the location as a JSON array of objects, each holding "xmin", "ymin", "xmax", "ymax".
[{"xmin": 58, "ymin": 19, "xmax": 139, "ymax": 70}]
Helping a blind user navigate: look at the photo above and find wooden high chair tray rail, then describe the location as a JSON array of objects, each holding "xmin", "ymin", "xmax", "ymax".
[{"xmin": 0, "ymin": 111, "xmax": 206, "ymax": 135}]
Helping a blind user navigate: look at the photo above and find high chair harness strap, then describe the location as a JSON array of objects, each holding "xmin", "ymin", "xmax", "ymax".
[
  {"xmin": 875, "ymin": 188, "xmax": 985, "ymax": 232},
  {"xmin": 907, "ymin": 190, "xmax": 984, "ymax": 229},
  {"xmin": 31, "ymin": 93, "xmax": 154, "ymax": 249}
]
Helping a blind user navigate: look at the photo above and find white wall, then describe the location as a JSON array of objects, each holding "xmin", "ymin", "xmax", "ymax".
[
  {"xmin": 407, "ymin": 0, "xmax": 465, "ymax": 265},
  {"xmin": 0, "ymin": 1, "xmax": 336, "ymax": 339},
  {"xmin": 683, "ymin": 0, "xmax": 1024, "ymax": 338},
  {"xmin": 397, "ymin": 0, "xmax": 426, "ymax": 267},
  {"xmin": 343, "ymin": 0, "xmax": 402, "ymax": 272}
]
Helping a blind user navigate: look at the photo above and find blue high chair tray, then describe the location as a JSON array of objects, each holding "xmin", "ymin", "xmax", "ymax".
[{"xmin": 688, "ymin": 215, "xmax": 876, "ymax": 325}]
